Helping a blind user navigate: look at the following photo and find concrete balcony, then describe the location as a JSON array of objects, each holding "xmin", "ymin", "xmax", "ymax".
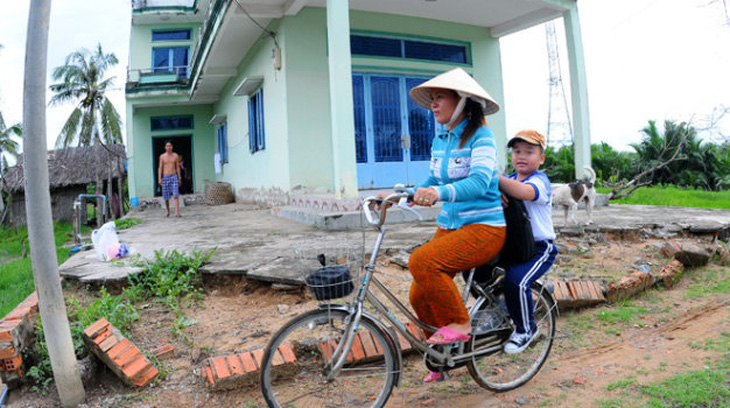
[{"xmin": 126, "ymin": 66, "xmax": 190, "ymax": 95}]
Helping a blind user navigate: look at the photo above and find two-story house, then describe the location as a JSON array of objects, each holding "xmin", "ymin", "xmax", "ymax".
[{"xmin": 125, "ymin": 0, "xmax": 591, "ymax": 210}]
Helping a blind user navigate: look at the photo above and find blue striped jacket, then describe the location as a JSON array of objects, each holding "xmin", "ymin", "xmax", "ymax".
[{"xmin": 411, "ymin": 120, "xmax": 505, "ymax": 230}]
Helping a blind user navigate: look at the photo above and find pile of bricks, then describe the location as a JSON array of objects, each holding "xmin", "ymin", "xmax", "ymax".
[
  {"xmin": 83, "ymin": 318, "xmax": 159, "ymax": 387},
  {"xmin": 548, "ymin": 280, "xmax": 605, "ymax": 309},
  {"xmin": 0, "ymin": 292, "xmax": 39, "ymax": 388},
  {"xmin": 201, "ymin": 321, "xmax": 425, "ymax": 391}
]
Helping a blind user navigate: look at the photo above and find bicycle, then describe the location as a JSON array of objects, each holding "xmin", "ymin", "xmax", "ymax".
[{"xmin": 260, "ymin": 190, "xmax": 559, "ymax": 407}]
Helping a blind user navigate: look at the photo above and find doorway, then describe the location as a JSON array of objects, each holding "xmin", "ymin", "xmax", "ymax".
[
  {"xmin": 152, "ymin": 135, "xmax": 193, "ymax": 196},
  {"xmin": 353, "ymin": 73, "xmax": 436, "ymax": 189}
]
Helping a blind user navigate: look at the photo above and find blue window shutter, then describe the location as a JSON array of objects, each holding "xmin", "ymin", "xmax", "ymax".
[
  {"xmin": 403, "ymin": 40, "xmax": 468, "ymax": 64},
  {"xmin": 350, "ymin": 34, "xmax": 468, "ymax": 64},
  {"xmin": 152, "ymin": 29, "xmax": 191, "ymax": 41},
  {"xmin": 370, "ymin": 76, "xmax": 402, "ymax": 163},
  {"xmin": 248, "ymin": 88, "xmax": 265, "ymax": 153},
  {"xmin": 352, "ymin": 75, "xmax": 367, "ymax": 163},
  {"xmin": 217, "ymin": 122, "xmax": 228, "ymax": 163},
  {"xmin": 351, "ymin": 35, "xmax": 401, "ymax": 57},
  {"xmin": 406, "ymin": 77, "xmax": 435, "ymax": 161}
]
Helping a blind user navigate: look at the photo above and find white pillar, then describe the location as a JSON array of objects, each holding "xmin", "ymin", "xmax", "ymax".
[
  {"xmin": 563, "ymin": 4, "xmax": 592, "ymax": 178},
  {"xmin": 326, "ymin": 0, "xmax": 358, "ymax": 198}
]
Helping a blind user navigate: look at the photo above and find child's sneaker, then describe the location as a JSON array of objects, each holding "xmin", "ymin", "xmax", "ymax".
[{"xmin": 503, "ymin": 329, "xmax": 538, "ymax": 354}]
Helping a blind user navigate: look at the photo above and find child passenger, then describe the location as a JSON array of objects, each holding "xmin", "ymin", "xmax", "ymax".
[{"xmin": 498, "ymin": 130, "xmax": 558, "ymax": 354}]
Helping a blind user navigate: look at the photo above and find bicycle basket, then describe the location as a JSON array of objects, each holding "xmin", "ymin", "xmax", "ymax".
[{"xmin": 305, "ymin": 265, "xmax": 354, "ymax": 301}]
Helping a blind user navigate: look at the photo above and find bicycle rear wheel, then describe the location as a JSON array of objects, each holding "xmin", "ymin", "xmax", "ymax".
[
  {"xmin": 466, "ymin": 282, "xmax": 556, "ymax": 391},
  {"xmin": 260, "ymin": 307, "xmax": 397, "ymax": 408}
]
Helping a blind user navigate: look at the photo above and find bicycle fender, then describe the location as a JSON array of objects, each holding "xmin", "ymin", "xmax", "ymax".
[{"xmin": 317, "ymin": 304, "xmax": 403, "ymax": 387}]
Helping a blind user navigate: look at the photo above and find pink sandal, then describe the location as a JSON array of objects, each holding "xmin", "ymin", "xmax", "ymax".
[
  {"xmin": 423, "ymin": 371, "xmax": 444, "ymax": 383},
  {"xmin": 427, "ymin": 326, "xmax": 471, "ymax": 345}
]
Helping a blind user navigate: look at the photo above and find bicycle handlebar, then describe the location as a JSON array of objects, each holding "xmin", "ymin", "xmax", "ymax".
[{"xmin": 361, "ymin": 186, "xmax": 422, "ymax": 227}]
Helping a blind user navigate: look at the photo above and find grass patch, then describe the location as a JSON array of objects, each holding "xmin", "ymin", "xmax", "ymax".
[
  {"xmin": 607, "ymin": 378, "xmax": 638, "ymax": 391},
  {"xmin": 597, "ymin": 185, "xmax": 730, "ymax": 209},
  {"xmin": 115, "ymin": 217, "xmax": 142, "ymax": 230},
  {"xmin": 686, "ymin": 267, "xmax": 730, "ymax": 299},
  {"xmin": 597, "ymin": 300, "xmax": 648, "ymax": 328},
  {"xmin": 641, "ymin": 368, "xmax": 730, "ymax": 407},
  {"xmin": 0, "ymin": 222, "xmax": 76, "ymax": 317}
]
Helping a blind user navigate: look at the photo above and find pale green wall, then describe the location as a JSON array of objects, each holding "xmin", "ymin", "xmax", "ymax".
[
  {"xmin": 211, "ymin": 20, "xmax": 292, "ymax": 195},
  {"xmin": 277, "ymin": 7, "xmax": 506, "ymax": 192},
  {"xmin": 129, "ymin": 6, "xmax": 506, "ymax": 198},
  {"xmin": 128, "ymin": 103, "xmax": 214, "ymax": 198}
]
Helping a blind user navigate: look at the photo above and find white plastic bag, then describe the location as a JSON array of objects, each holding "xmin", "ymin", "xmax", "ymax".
[{"xmin": 91, "ymin": 221, "xmax": 119, "ymax": 261}]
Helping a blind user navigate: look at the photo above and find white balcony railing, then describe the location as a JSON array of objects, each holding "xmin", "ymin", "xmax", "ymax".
[
  {"xmin": 127, "ymin": 66, "xmax": 190, "ymax": 87},
  {"xmin": 132, "ymin": 0, "xmax": 196, "ymax": 10}
]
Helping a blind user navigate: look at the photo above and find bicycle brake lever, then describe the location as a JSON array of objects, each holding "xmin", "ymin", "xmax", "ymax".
[{"xmin": 398, "ymin": 197, "xmax": 423, "ymax": 221}]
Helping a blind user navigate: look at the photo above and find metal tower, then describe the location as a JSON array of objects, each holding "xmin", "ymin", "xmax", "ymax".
[{"xmin": 545, "ymin": 20, "xmax": 573, "ymax": 146}]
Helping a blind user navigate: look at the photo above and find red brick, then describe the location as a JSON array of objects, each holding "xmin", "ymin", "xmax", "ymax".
[
  {"xmin": 3, "ymin": 356, "xmax": 22, "ymax": 371},
  {"xmin": 107, "ymin": 338, "xmax": 133, "ymax": 361},
  {"xmin": 395, "ymin": 331, "xmax": 410, "ymax": 352},
  {"xmin": 152, "ymin": 343, "xmax": 174, "ymax": 360},
  {"xmin": 373, "ymin": 332, "xmax": 384, "ymax": 355},
  {"xmin": 84, "ymin": 318, "xmax": 110, "ymax": 339},
  {"xmin": 278, "ymin": 344, "xmax": 296, "ymax": 364},
  {"xmin": 93, "ymin": 328, "xmax": 116, "ymax": 346},
  {"xmin": 251, "ymin": 349, "xmax": 264, "ymax": 368},
  {"xmin": 121, "ymin": 354, "xmax": 150, "ymax": 379},
  {"xmin": 3, "ymin": 307, "xmax": 31, "ymax": 321},
  {"xmin": 130, "ymin": 365, "xmax": 159, "ymax": 387},
  {"xmin": 226, "ymin": 355, "xmax": 245, "ymax": 375},
  {"xmin": 567, "ymin": 282, "xmax": 578, "ymax": 301},
  {"xmin": 405, "ymin": 322, "xmax": 425, "ymax": 341},
  {"xmin": 211, "ymin": 356, "xmax": 230, "ymax": 379},
  {"xmin": 112, "ymin": 344, "xmax": 141, "ymax": 367},
  {"xmin": 0, "ymin": 321, "xmax": 20, "ymax": 342},
  {"xmin": 359, "ymin": 331, "xmax": 380, "ymax": 358},
  {"xmin": 239, "ymin": 352, "xmax": 258, "ymax": 373},
  {"xmin": 319, "ymin": 339, "xmax": 335, "ymax": 362},
  {"xmin": 351, "ymin": 334, "xmax": 366, "ymax": 361},
  {"xmin": 202, "ymin": 361, "xmax": 215, "ymax": 386},
  {"xmin": 271, "ymin": 349, "xmax": 285, "ymax": 367},
  {"xmin": 98, "ymin": 331, "xmax": 119, "ymax": 352},
  {"xmin": 0, "ymin": 345, "xmax": 17, "ymax": 360}
]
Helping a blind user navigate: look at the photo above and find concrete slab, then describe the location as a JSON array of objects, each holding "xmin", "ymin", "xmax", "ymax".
[{"xmin": 58, "ymin": 202, "xmax": 730, "ymax": 286}]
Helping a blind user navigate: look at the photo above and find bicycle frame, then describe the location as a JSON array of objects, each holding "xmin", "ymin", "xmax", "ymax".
[{"xmin": 325, "ymin": 193, "xmax": 511, "ymax": 379}]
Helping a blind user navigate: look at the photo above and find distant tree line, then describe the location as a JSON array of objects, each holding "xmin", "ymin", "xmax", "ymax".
[{"xmin": 542, "ymin": 120, "xmax": 730, "ymax": 191}]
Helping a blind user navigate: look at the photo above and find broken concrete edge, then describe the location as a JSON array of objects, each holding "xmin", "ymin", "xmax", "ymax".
[{"xmin": 82, "ymin": 318, "xmax": 159, "ymax": 387}]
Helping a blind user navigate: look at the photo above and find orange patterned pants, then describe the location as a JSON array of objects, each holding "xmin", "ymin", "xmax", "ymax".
[{"xmin": 408, "ymin": 224, "xmax": 506, "ymax": 337}]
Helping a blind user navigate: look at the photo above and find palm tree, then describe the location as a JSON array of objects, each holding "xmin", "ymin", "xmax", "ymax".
[
  {"xmin": 0, "ymin": 112, "xmax": 21, "ymax": 164},
  {"xmin": 49, "ymin": 43, "xmax": 122, "ymax": 148}
]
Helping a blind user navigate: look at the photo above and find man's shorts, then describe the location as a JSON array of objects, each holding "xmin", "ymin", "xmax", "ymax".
[{"xmin": 162, "ymin": 175, "xmax": 179, "ymax": 201}]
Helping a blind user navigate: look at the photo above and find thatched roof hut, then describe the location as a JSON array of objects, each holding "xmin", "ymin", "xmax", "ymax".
[
  {"xmin": 4, "ymin": 144, "xmax": 126, "ymax": 193},
  {"xmin": 3, "ymin": 144, "xmax": 127, "ymax": 225}
]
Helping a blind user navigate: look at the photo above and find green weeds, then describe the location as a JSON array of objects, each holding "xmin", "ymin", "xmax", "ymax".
[
  {"xmin": 23, "ymin": 248, "xmax": 215, "ymax": 392},
  {"xmin": 115, "ymin": 217, "xmax": 142, "ymax": 230}
]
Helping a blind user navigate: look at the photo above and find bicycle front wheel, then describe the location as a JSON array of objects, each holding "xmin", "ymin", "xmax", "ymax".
[
  {"xmin": 260, "ymin": 307, "xmax": 397, "ymax": 408},
  {"xmin": 467, "ymin": 282, "xmax": 556, "ymax": 391}
]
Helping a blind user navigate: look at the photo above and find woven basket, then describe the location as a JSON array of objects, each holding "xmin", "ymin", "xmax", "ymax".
[{"xmin": 205, "ymin": 182, "xmax": 234, "ymax": 205}]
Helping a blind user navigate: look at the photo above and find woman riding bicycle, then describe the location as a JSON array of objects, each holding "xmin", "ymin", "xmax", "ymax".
[{"xmin": 381, "ymin": 68, "xmax": 506, "ymax": 382}]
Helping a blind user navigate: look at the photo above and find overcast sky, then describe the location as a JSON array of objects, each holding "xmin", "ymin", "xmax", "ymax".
[{"xmin": 1, "ymin": 0, "xmax": 729, "ymax": 153}]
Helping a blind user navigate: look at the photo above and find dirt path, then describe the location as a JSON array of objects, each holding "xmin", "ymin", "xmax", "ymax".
[{"xmin": 4, "ymin": 235, "xmax": 730, "ymax": 407}]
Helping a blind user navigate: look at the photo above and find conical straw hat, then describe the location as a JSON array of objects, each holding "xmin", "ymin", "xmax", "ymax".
[{"xmin": 409, "ymin": 68, "xmax": 500, "ymax": 115}]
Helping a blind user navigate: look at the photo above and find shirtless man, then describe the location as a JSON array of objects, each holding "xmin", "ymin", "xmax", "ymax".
[{"xmin": 158, "ymin": 141, "xmax": 182, "ymax": 217}]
